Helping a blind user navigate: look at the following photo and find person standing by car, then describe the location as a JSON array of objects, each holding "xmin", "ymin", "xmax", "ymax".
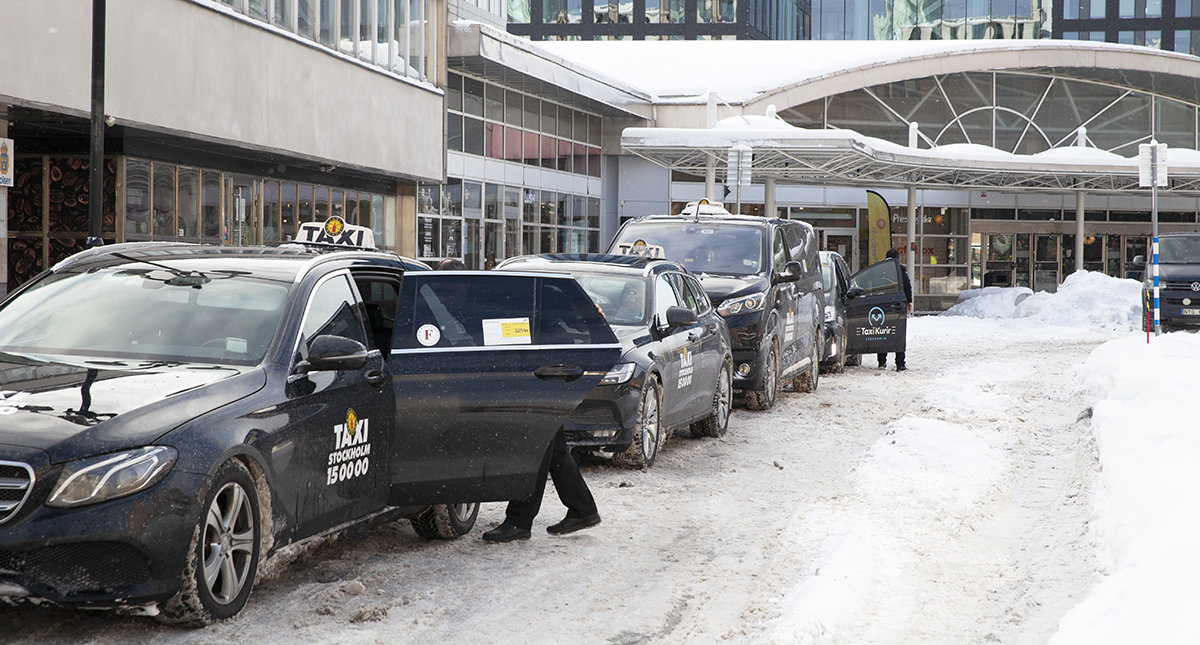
[
  {"xmin": 481, "ymin": 430, "xmax": 602, "ymax": 542},
  {"xmin": 876, "ymin": 248, "xmax": 913, "ymax": 371}
]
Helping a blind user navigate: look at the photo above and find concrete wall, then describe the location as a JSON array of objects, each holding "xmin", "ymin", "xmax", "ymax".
[
  {"xmin": 616, "ymin": 155, "xmax": 670, "ymax": 221},
  {"xmin": 0, "ymin": 0, "xmax": 445, "ymax": 182}
]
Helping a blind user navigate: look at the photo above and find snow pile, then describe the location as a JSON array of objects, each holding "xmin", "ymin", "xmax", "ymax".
[
  {"xmin": 1051, "ymin": 332, "xmax": 1200, "ymax": 645},
  {"xmin": 943, "ymin": 286, "xmax": 1033, "ymax": 318},
  {"xmin": 945, "ymin": 271, "xmax": 1142, "ymax": 330}
]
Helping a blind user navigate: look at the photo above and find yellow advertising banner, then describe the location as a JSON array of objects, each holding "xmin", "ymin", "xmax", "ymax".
[{"xmin": 866, "ymin": 190, "xmax": 891, "ymax": 265}]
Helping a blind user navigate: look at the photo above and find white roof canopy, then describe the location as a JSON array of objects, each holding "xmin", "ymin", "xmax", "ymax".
[{"xmin": 623, "ymin": 115, "xmax": 1200, "ymax": 196}]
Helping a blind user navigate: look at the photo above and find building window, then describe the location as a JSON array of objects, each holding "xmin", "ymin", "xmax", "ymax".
[{"xmin": 213, "ymin": 0, "xmax": 428, "ymax": 80}]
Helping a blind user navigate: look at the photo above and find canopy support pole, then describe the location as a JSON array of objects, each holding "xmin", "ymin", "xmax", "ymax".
[{"xmin": 705, "ymin": 90, "xmax": 717, "ymax": 202}]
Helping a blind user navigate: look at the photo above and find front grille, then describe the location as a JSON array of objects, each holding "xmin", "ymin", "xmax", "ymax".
[
  {"xmin": 0, "ymin": 542, "xmax": 152, "ymax": 596},
  {"xmin": 0, "ymin": 462, "xmax": 35, "ymax": 526},
  {"xmin": 1163, "ymin": 280, "xmax": 1200, "ymax": 291},
  {"xmin": 567, "ymin": 408, "xmax": 617, "ymax": 427}
]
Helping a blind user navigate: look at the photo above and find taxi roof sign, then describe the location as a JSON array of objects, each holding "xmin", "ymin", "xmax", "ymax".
[{"xmin": 297, "ymin": 216, "xmax": 376, "ymax": 250}]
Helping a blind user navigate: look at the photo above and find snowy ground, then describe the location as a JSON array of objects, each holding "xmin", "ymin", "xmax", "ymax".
[{"xmin": 2, "ymin": 271, "xmax": 1194, "ymax": 644}]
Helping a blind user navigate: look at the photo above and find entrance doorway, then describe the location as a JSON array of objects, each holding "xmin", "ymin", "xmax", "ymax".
[
  {"xmin": 817, "ymin": 227, "xmax": 858, "ymax": 270},
  {"xmin": 226, "ymin": 176, "xmax": 259, "ymax": 246}
]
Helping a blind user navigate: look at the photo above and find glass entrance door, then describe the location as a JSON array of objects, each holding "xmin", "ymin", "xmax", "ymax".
[
  {"xmin": 818, "ymin": 227, "xmax": 858, "ymax": 270},
  {"xmin": 1034, "ymin": 235, "xmax": 1059, "ymax": 293},
  {"xmin": 225, "ymin": 176, "xmax": 259, "ymax": 246}
]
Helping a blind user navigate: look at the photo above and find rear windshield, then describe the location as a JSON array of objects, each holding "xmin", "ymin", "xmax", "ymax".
[
  {"xmin": 0, "ymin": 266, "xmax": 290, "ymax": 365},
  {"xmin": 612, "ymin": 222, "xmax": 764, "ymax": 276},
  {"xmin": 1159, "ymin": 236, "xmax": 1200, "ymax": 264}
]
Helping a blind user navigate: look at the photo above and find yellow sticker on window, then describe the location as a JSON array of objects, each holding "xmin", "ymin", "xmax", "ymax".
[{"xmin": 482, "ymin": 317, "xmax": 532, "ymax": 346}]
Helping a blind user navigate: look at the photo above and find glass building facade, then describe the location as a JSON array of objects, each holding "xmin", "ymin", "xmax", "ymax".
[
  {"xmin": 505, "ymin": 0, "xmax": 811, "ymax": 39},
  {"xmin": 429, "ymin": 71, "xmax": 605, "ymax": 269},
  {"xmin": 214, "ymin": 0, "xmax": 433, "ymax": 80},
  {"xmin": 812, "ymin": 0, "xmax": 1051, "ymax": 40}
]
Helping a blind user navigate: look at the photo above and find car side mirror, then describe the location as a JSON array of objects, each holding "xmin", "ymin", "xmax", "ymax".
[
  {"xmin": 774, "ymin": 261, "xmax": 803, "ymax": 284},
  {"xmin": 664, "ymin": 305, "xmax": 698, "ymax": 329},
  {"xmin": 846, "ymin": 287, "xmax": 866, "ymax": 300},
  {"xmin": 1132, "ymin": 255, "xmax": 1145, "ymax": 265},
  {"xmin": 294, "ymin": 335, "xmax": 368, "ymax": 375}
]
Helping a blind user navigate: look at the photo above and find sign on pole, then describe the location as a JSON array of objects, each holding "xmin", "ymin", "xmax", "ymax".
[
  {"xmin": 727, "ymin": 144, "xmax": 752, "ymax": 215},
  {"xmin": 1138, "ymin": 142, "xmax": 1168, "ymax": 187},
  {"xmin": 1139, "ymin": 141, "xmax": 1168, "ymax": 337}
]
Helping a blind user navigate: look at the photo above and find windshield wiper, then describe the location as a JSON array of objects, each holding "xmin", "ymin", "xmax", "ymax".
[{"xmin": 111, "ymin": 253, "xmax": 249, "ymax": 287}]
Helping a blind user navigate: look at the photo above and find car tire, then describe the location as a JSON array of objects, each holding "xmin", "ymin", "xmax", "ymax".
[
  {"xmin": 615, "ymin": 375, "xmax": 661, "ymax": 469},
  {"xmin": 743, "ymin": 343, "xmax": 778, "ymax": 411},
  {"xmin": 793, "ymin": 338, "xmax": 820, "ymax": 393},
  {"xmin": 692, "ymin": 359, "xmax": 732, "ymax": 438},
  {"xmin": 410, "ymin": 503, "xmax": 480, "ymax": 540},
  {"xmin": 845, "ymin": 351, "xmax": 861, "ymax": 366},
  {"xmin": 157, "ymin": 460, "xmax": 261, "ymax": 627},
  {"xmin": 823, "ymin": 325, "xmax": 847, "ymax": 374}
]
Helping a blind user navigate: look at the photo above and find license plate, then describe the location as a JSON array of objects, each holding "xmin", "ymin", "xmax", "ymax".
[{"xmin": 1183, "ymin": 308, "xmax": 1200, "ymax": 316}]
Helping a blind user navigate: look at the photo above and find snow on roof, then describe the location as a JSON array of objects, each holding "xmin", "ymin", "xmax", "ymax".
[
  {"xmin": 539, "ymin": 39, "xmax": 1191, "ymax": 104},
  {"xmin": 626, "ymin": 115, "xmax": 1200, "ymax": 177}
]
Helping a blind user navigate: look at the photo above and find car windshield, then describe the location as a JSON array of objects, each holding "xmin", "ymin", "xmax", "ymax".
[
  {"xmin": 612, "ymin": 223, "xmax": 764, "ymax": 276},
  {"xmin": 0, "ymin": 264, "xmax": 291, "ymax": 365},
  {"xmin": 821, "ymin": 259, "xmax": 834, "ymax": 295},
  {"xmin": 1158, "ymin": 236, "xmax": 1200, "ymax": 263},
  {"xmin": 573, "ymin": 274, "xmax": 650, "ymax": 326}
]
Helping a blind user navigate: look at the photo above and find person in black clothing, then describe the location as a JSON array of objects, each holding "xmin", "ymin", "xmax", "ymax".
[
  {"xmin": 877, "ymin": 248, "xmax": 913, "ymax": 372},
  {"xmin": 481, "ymin": 429, "xmax": 602, "ymax": 542}
]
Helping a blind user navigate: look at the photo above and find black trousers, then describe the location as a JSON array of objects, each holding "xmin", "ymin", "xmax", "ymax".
[
  {"xmin": 876, "ymin": 352, "xmax": 906, "ymax": 367},
  {"xmin": 504, "ymin": 429, "xmax": 597, "ymax": 531}
]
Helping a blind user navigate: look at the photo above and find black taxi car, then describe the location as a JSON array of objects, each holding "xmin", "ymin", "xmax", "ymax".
[
  {"xmin": 497, "ymin": 254, "xmax": 732, "ymax": 468},
  {"xmin": 0, "ymin": 220, "xmax": 620, "ymax": 625},
  {"xmin": 608, "ymin": 200, "xmax": 824, "ymax": 410}
]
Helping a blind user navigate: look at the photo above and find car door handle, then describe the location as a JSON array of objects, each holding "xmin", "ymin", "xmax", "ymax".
[
  {"xmin": 366, "ymin": 370, "xmax": 389, "ymax": 387},
  {"xmin": 534, "ymin": 364, "xmax": 584, "ymax": 382}
]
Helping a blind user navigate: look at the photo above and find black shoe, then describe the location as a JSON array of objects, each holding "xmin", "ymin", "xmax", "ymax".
[
  {"xmin": 547, "ymin": 513, "xmax": 601, "ymax": 535},
  {"xmin": 896, "ymin": 364, "xmax": 907, "ymax": 372},
  {"xmin": 482, "ymin": 522, "xmax": 531, "ymax": 543}
]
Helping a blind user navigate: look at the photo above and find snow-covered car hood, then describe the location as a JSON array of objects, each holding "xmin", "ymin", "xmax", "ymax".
[
  {"xmin": 696, "ymin": 273, "xmax": 770, "ymax": 303},
  {"xmin": 1157, "ymin": 263, "xmax": 1200, "ymax": 283},
  {"xmin": 0, "ymin": 353, "xmax": 265, "ymax": 462}
]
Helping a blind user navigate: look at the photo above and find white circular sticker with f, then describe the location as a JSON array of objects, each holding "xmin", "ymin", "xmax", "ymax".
[{"xmin": 417, "ymin": 324, "xmax": 441, "ymax": 347}]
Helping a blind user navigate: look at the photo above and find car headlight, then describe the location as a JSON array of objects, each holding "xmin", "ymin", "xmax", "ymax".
[
  {"xmin": 824, "ymin": 304, "xmax": 835, "ymax": 322},
  {"xmin": 717, "ymin": 292, "xmax": 768, "ymax": 316},
  {"xmin": 599, "ymin": 362, "xmax": 635, "ymax": 386},
  {"xmin": 46, "ymin": 446, "xmax": 178, "ymax": 508}
]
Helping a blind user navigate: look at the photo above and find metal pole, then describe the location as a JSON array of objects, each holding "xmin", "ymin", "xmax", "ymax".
[
  {"xmin": 88, "ymin": 0, "xmax": 106, "ymax": 247},
  {"xmin": 1152, "ymin": 142, "xmax": 1160, "ymax": 337},
  {"xmin": 1075, "ymin": 192, "xmax": 1085, "ymax": 273},
  {"xmin": 764, "ymin": 177, "xmax": 775, "ymax": 219},
  {"xmin": 735, "ymin": 147, "xmax": 743, "ymax": 215},
  {"xmin": 907, "ymin": 122, "xmax": 918, "ymax": 291},
  {"xmin": 1075, "ymin": 126, "xmax": 1086, "ymax": 275},
  {"xmin": 705, "ymin": 90, "xmax": 716, "ymax": 202}
]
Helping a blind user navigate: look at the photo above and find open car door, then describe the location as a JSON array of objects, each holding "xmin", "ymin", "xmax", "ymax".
[
  {"xmin": 844, "ymin": 258, "xmax": 908, "ymax": 357},
  {"xmin": 386, "ymin": 272, "xmax": 621, "ymax": 507}
]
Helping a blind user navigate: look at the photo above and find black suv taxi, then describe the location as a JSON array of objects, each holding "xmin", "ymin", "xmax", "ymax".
[
  {"xmin": 498, "ymin": 254, "xmax": 733, "ymax": 469},
  {"xmin": 608, "ymin": 201, "xmax": 825, "ymax": 410},
  {"xmin": 1135, "ymin": 233, "xmax": 1200, "ymax": 331},
  {"xmin": 0, "ymin": 220, "xmax": 620, "ymax": 624}
]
